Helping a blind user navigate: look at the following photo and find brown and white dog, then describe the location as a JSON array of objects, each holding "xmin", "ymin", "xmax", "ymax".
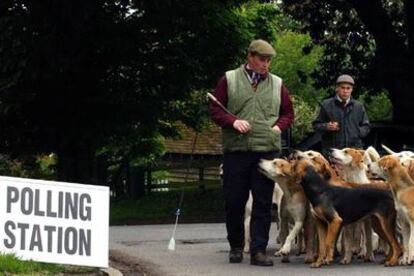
[
  {"xmin": 370, "ymin": 155, "xmax": 414, "ymax": 265},
  {"xmin": 382, "ymin": 144, "xmax": 414, "ymax": 160},
  {"xmin": 293, "ymin": 150, "xmax": 324, "ymax": 161},
  {"xmin": 258, "ymin": 158, "xmax": 314, "ymax": 263},
  {"xmin": 401, "ymin": 158, "xmax": 414, "ymax": 180}
]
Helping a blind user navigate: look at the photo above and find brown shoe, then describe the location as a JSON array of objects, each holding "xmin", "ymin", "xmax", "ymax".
[
  {"xmin": 229, "ymin": 247, "xmax": 243, "ymax": 263},
  {"xmin": 250, "ymin": 251, "xmax": 273, "ymax": 266}
]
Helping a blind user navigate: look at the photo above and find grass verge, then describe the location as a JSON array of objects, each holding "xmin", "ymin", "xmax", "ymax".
[
  {"xmin": 110, "ymin": 184, "xmax": 225, "ymax": 225},
  {"xmin": 0, "ymin": 253, "xmax": 62, "ymax": 275},
  {"xmin": 0, "ymin": 253, "xmax": 100, "ymax": 275}
]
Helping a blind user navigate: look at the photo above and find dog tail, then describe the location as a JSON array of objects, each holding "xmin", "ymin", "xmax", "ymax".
[
  {"xmin": 365, "ymin": 146, "xmax": 381, "ymax": 162},
  {"xmin": 381, "ymin": 144, "xmax": 396, "ymax": 155}
]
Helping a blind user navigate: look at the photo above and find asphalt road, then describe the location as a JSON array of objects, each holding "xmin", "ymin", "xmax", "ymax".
[{"xmin": 109, "ymin": 223, "xmax": 414, "ymax": 276}]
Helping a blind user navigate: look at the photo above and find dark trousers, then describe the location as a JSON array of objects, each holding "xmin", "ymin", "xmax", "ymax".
[{"xmin": 222, "ymin": 151, "xmax": 279, "ymax": 254}]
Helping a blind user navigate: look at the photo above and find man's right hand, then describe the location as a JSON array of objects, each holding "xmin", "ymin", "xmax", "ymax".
[
  {"xmin": 233, "ymin": 119, "xmax": 251, "ymax": 133},
  {"xmin": 327, "ymin": 121, "xmax": 339, "ymax": 131}
]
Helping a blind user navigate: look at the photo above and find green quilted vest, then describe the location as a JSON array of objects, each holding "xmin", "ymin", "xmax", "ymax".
[{"xmin": 222, "ymin": 65, "xmax": 282, "ymax": 152}]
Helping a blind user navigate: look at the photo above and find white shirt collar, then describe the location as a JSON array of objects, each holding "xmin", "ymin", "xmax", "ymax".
[{"xmin": 336, "ymin": 95, "xmax": 350, "ymax": 105}]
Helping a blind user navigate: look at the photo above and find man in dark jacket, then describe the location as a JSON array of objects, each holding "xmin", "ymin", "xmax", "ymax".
[{"xmin": 312, "ymin": 74, "xmax": 370, "ymax": 156}]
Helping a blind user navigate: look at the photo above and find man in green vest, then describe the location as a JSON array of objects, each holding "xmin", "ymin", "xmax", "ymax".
[{"xmin": 209, "ymin": 39, "xmax": 294, "ymax": 266}]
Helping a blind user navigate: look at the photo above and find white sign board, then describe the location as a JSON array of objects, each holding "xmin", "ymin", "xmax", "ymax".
[{"xmin": 0, "ymin": 176, "xmax": 109, "ymax": 267}]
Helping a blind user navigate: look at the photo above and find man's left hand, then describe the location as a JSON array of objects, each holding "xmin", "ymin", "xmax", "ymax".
[{"xmin": 272, "ymin": 125, "xmax": 281, "ymax": 133}]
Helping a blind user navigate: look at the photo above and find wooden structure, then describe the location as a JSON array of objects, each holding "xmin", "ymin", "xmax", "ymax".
[{"xmin": 159, "ymin": 122, "xmax": 223, "ymax": 183}]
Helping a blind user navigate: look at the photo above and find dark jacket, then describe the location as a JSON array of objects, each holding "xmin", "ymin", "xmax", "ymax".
[{"xmin": 312, "ymin": 96, "xmax": 370, "ymax": 150}]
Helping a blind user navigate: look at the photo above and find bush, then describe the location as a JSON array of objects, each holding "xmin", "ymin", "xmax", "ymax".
[
  {"xmin": 358, "ymin": 90, "xmax": 393, "ymax": 122},
  {"xmin": 291, "ymin": 96, "xmax": 319, "ymax": 144}
]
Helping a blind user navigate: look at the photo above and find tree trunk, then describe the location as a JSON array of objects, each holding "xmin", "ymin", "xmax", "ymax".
[
  {"xmin": 56, "ymin": 147, "xmax": 95, "ymax": 184},
  {"xmin": 386, "ymin": 77, "xmax": 414, "ymax": 124},
  {"xmin": 93, "ymin": 153, "xmax": 108, "ymax": 186},
  {"xmin": 129, "ymin": 166, "xmax": 146, "ymax": 199}
]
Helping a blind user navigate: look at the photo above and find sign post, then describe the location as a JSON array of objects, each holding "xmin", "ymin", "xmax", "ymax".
[{"xmin": 0, "ymin": 176, "xmax": 109, "ymax": 267}]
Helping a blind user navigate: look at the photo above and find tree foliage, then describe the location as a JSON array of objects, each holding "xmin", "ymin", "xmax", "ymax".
[
  {"xmin": 271, "ymin": 31, "xmax": 326, "ymax": 103},
  {"xmin": 358, "ymin": 90, "xmax": 393, "ymax": 122},
  {"xmin": 0, "ymin": 0, "xmax": 251, "ymax": 183},
  {"xmin": 282, "ymin": 0, "xmax": 414, "ymax": 124}
]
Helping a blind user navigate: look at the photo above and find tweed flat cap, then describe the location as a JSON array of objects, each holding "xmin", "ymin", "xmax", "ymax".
[
  {"xmin": 336, "ymin": 74, "xmax": 355, "ymax": 85},
  {"xmin": 248, "ymin": 39, "xmax": 276, "ymax": 57}
]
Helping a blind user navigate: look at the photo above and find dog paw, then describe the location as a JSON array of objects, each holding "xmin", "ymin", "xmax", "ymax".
[
  {"xmin": 340, "ymin": 257, "xmax": 351, "ymax": 265},
  {"xmin": 323, "ymin": 257, "xmax": 333, "ymax": 265},
  {"xmin": 281, "ymin": 255, "xmax": 290, "ymax": 263},
  {"xmin": 357, "ymin": 252, "xmax": 365, "ymax": 259},
  {"xmin": 310, "ymin": 261, "xmax": 322, "ymax": 268},
  {"xmin": 399, "ymin": 254, "xmax": 411, "ymax": 265},
  {"xmin": 276, "ymin": 246, "xmax": 291, "ymax": 256},
  {"xmin": 243, "ymin": 246, "xmax": 250, "ymax": 254},
  {"xmin": 374, "ymin": 249, "xmax": 385, "ymax": 255},
  {"xmin": 385, "ymin": 258, "xmax": 399, "ymax": 267},
  {"xmin": 364, "ymin": 253, "xmax": 375, "ymax": 262},
  {"xmin": 304, "ymin": 254, "xmax": 314, "ymax": 264},
  {"xmin": 409, "ymin": 255, "xmax": 414, "ymax": 265}
]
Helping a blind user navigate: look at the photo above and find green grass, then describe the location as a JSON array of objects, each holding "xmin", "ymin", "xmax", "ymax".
[
  {"xmin": 0, "ymin": 253, "xmax": 62, "ymax": 275},
  {"xmin": 110, "ymin": 184, "xmax": 225, "ymax": 225},
  {"xmin": 0, "ymin": 253, "xmax": 100, "ymax": 275}
]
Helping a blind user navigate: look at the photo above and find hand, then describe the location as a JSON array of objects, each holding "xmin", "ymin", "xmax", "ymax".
[
  {"xmin": 272, "ymin": 125, "xmax": 281, "ymax": 133},
  {"xmin": 327, "ymin": 121, "xmax": 339, "ymax": 131},
  {"xmin": 233, "ymin": 119, "xmax": 251, "ymax": 133}
]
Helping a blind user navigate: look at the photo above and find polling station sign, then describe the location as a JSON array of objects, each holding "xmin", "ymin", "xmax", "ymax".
[{"xmin": 0, "ymin": 176, "xmax": 109, "ymax": 267}]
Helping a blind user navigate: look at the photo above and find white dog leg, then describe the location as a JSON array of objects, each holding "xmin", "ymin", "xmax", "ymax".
[
  {"xmin": 341, "ymin": 226, "xmax": 353, "ymax": 264},
  {"xmin": 273, "ymin": 183, "xmax": 284, "ymax": 231},
  {"xmin": 408, "ymin": 222, "xmax": 414, "ymax": 264},
  {"xmin": 276, "ymin": 221, "xmax": 303, "ymax": 256},
  {"xmin": 243, "ymin": 193, "xmax": 253, "ymax": 253},
  {"xmin": 399, "ymin": 222, "xmax": 410, "ymax": 265},
  {"xmin": 363, "ymin": 219, "xmax": 375, "ymax": 262},
  {"xmin": 276, "ymin": 203, "xmax": 305, "ymax": 256}
]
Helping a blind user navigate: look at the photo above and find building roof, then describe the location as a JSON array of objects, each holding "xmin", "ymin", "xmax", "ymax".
[{"xmin": 164, "ymin": 122, "xmax": 222, "ymax": 155}]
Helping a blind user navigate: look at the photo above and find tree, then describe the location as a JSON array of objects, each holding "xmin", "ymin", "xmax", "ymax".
[
  {"xmin": 0, "ymin": 0, "xmax": 250, "ymax": 184},
  {"xmin": 269, "ymin": 31, "xmax": 326, "ymax": 143},
  {"xmin": 271, "ymin": 31, "xmax": 326, "ymax": 103},
  {"xmin": 282, "ymin": 0, "xmax": 414, "ymax": 124}
]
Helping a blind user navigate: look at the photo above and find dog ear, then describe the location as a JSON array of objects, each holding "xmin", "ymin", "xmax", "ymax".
[
  {"xmin": 322, "ymin": 162, "xmax": 333, "ymax": 180},
  {"xmin": 279, "ymin": 162, "xmax": 293, "ymax": 176},
  {"xmin": 293, "ymin": 160, "xmax": 306, "ymax": 184},
  {"xmin": 363, "ymin": 151, "xmax": 373, "ymax": 165},
  {"xmin": 283, "ymin": 162, "xmax": 293, "ymax": 177},
  {"xmin": 408, "ymin": 159, "xmax": 414, "ymax": 174},
  {"xmin": 380, "ymin": 156, "xmax": 395, "ymax": 172},
  {"xmin": 351, "ymin": 151, "xmax": 363, "ymax": 168},
  {"xmin": 278, "ymin": 163, "xmax": 287, "ymax": 176},
  {"xmin": 312, "ymin": 156, "xmax": 320, "ymax": 163}
]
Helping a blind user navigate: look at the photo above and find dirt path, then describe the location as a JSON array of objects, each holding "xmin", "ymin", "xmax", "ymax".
[{"xmin": 109, "ymin": 249, "xmax": 162, "ymax": 276}]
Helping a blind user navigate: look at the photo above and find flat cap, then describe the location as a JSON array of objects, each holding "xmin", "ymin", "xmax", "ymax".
[
  {"xmin": 248, "ymin": 39, "xmax": 276, "ymax": 57},
  {"xmin": 336, "ymin": 74, "xmax": 355, "ymax": 85}
]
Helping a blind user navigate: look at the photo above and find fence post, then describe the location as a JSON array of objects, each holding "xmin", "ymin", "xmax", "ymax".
[
  {"xmin": 198, "ymin": 167, "xmax": 205, "ymax": 191},
  {"xmin": 146, "ymin": 165, "xmax": 152, "ymax": 194}
]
